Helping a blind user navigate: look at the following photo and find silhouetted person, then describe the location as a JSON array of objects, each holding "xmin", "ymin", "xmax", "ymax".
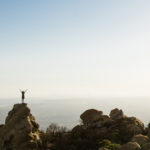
[{"xmin": 20, "ymin": 89, "xmax": 27, "ymax": 103}]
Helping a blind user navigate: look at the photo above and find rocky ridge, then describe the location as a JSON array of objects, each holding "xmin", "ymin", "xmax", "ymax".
[
  {"xmin": 1, "ymin": 104, "xmax": 150, "ymax": 150},
  {"xmin": 70, "ymin": 108, "xmax": 149, "ymax": 150}
]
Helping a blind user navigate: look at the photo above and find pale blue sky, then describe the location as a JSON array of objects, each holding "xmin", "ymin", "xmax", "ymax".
[{"xmin": 0, "ymin": 0, "xmax": 150, "ymax": 98}]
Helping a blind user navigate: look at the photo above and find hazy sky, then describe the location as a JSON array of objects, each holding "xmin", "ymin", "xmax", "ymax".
[{"xmin": 0, "ymin": 0, "xmax": 150, "ymax": 98}]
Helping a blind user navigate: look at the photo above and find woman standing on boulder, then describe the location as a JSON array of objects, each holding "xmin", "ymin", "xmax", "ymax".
[{"xmin": 20, "ymin": 89, "xmax": 27, "ymax": 103}]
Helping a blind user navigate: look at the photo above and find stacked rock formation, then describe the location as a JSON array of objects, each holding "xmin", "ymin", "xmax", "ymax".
[
  {"xmin": 70, "ymin": 108, "xmax": 146, "ymax": 150},
  {"xmin": 1, "ymin": 104, "xmax": 150, "ymax": 150},
  {"xmin": 0, "ymin": 103, "xmax": 40, "ymax": 150}
]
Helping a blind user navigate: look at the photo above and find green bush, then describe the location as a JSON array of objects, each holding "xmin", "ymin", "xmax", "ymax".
[
  {"xmin": 98, "ymin": 139, "xmax": 121, "ymax": 150},
  {"xmin": 99, "ymin": 139, "xmax": 112, "ymax": 147},
  {"xmin": 106, "ymin": 143, "xmax": 121, "ymax": 150},
  {"xmin": 110, "ymin": 129, "xmax": 121, "ymax": 143}
]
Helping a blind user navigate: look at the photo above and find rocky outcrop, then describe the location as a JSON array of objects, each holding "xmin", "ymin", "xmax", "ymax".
[
  {"xmin": 121, "ymin": 142, "xmax": 141, "ymax": 150},
  {"xmin": 0, "ymin": 104, "xmax": 149, "ymax": 150},
  {"xmin": 118, "ymin": 116, "xmax": 144, "ymax": 142},
  {"xmin": 80, "ymin": 109, "xmax": 114, "ymax": 128},
  {"xmin": 80, "ymin": 109, "xmax": 103, "ymax": 126},
  {"xmin": 67, "ymin": 107, "xmax": 146, "ymax": 150},
  {"xmin": 0, "ymin": 103, "xmax": 40, "ymax": 150},
  {"xmin": 131, "ymin": 134, "xmax": 149, "ymax": 147},
  {"xmin": 109, "ymin": 108, "xmax": 124, "ymax": 120}
]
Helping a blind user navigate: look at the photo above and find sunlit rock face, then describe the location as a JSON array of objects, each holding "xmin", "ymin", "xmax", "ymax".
[{"xmin": 0, "ymin": 103, "xmax": 40, "ymax": 150}]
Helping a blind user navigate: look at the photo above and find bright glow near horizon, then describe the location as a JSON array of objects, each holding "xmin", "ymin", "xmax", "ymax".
[{"xmin": 0, "ymin": 0, "xmax": 150, "ymax": 98}]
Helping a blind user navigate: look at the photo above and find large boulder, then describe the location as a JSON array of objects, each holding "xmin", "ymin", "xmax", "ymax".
[
  {"xmin": 118, "ymin": 117, "xmax": 144, "ymax": 142},
  {"xmin": 121, "ymin": 142, "xmax": 141, "ymax": 150},
  {"xmin": 131, "ymin": 134, "xmax": 149, "ymax": 147},
  {"xmin": 80, "ymin": 109, "xmax": 103, "ymax": 125},
  {"xmin": 71, "ymin": 125, "xmax": 86, "ymax": 137},
  {"xmin": 124, "ymin": 117, "xmax": 144, "ymax": 134},
  {"xmin": 110, "ymin": 108, "xmax": 124, "ymax": 120},
  {"xmin": 0, "ymin": 103, "xmax": 40, "ymax": 150}
]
